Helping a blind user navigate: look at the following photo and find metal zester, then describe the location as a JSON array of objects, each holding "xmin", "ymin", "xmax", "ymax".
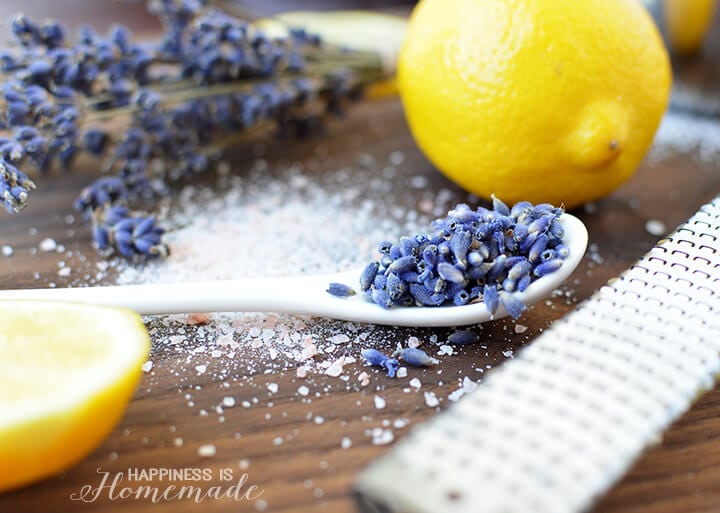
[{"xmin": 354, "ymin": 196, "xmax": 720, "ymax": 513}]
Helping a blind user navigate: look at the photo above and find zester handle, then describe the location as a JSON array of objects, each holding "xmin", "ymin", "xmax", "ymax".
[{"xmin": 355, "ymin": 197, "xmax": 720, "ymax": 513}]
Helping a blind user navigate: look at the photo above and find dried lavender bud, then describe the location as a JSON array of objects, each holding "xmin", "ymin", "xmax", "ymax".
[
  {"xmin": 359, "ymin": 198, "xmax": 568, "ymax": 316},
  {"xmin": 437, "ymin": 262, "xmax": 466, "ymax": 284},
  {"xmin": 397, "ymin": 347, "xmax": 438, "ymax": 367},
  {"xmin": 361, "ymin": 348, "xmax": 388, "ymax": 367},
  {"xmin": 447, "ymin": 330, "xmax": 479, "ymax": 345},
  {"xmin": 384, "ymin": 358, "xmax": 400, "ymax": 378},
  {"xmin": 326, "ymin": 282, "xmax": 356, "ymax": 298},
  {"xmin": 500, "ymin": 291, "xmax": 527, "ymax": 320},
  {"xmin": 371, "ymin": 288, "xmax": 393, "ymax": 309},
  {"xmin": 92, "ymin": 205, "xmax": 167, "ymax": 259},
  {"xmin": 359, "ymin": 261, "xmax": 379, "ymax": 291},
  {"xmin": 533, "ymin": 259, "xmax": 564, "ymax": 277},
  {"xmin": 483, "ymin": 283, "xmax": 499, "ymax": 314},
  {"xmin": 360, "ymin": 348, "xmax": 399, "ymax": 378}
]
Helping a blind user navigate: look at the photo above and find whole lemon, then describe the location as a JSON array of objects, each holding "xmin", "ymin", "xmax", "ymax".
[
  {"xmin": 398, "ymin": 0, "xmax": 672, "ymax": 209},
  {"xmin": 663, "ymin": 0, "xmax": 716, "ymax": 55}
]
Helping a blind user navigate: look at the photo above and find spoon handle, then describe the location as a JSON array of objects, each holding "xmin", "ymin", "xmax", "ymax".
[{"xmin": 0, "ymin": 270, "xmax": 358, "ymax": 316}]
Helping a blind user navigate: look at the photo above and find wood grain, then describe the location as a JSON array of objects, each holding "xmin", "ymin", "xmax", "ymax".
[{"xmin": 2, "ymin": 2, "xmax": 720, "ymax": 513}]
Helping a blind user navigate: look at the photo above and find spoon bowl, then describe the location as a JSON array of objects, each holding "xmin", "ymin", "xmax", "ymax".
[{"xmin": 0, "ymin": 214, "xmax": 588, "ymax": 327}]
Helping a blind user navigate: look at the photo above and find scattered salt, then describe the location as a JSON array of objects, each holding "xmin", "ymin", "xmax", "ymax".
[
  {"xmin": 222, "ymin": 396, "xmax": 236, "ymax": 408},
  {"xmin": 266, "ymin": 382, "xmax": 279, "ymax": 394},
  {"xmin": 409, "ymin": 378, "xmax": 422, "ymax": 390},
  {"xmin": 173, "ymin": 437, "xmax": 184, "ymax": 447},
  {"xmin": 396, "ymin": 367, "xmax": 408, "ymax": 378},
  {"xmin": 297, "ymin": 385, "xmax": 310, "ymax": 396},
  {"xmin": 341, "ymin": 436, "xmax": 352, "ymax": 449},
  {"xmin": 374, "ymin": 395, "xmax": 386, "ymax": 410},
  {"xmin": 141, "ymin": 361, "xmax": 153, "ymax": 373},
  {"xmin": 57, "ymin": 266, "xmax": 71, "ymax": 277},
  {"xmin": 195, "ymin": 364, "xmax": 207, "ymax": 375},
  {"xmin": 1, "ymin": 245, "xmax": 13, "ymax": 257}
]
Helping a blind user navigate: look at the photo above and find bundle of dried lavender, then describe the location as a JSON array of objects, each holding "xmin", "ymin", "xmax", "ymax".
[{"xmin": 0, "ymin": 0, "xmax": 385, "ymax": 259}]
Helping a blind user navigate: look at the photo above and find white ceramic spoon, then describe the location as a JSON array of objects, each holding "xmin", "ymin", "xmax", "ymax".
[{"xmin": 0, "ymin": 214, "xmax": 588, "ymax": 327}]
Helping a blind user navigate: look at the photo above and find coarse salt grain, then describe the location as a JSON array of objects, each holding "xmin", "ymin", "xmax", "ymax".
[
  {"xmin": 424, "ymin": 391, "xmax": 439, "ymax": 408},
  {"xmin": 409, "ymin": 378, "xmax": 422, "ymax": 390},
  {"xmin": 396, "ymin": 367, "xmax": 408, "ymax": 378},
  {"xmin": 328, "ymin": 334, "xmax": 350, "ymax": 344},
  {"xmin": 448, "ymin": 388, "xmax": 465, "ymax": 402},
  {"xmin": 341, "ymin": 436, "xmax": 352, "ymax": 449},
  {"xmin": 266, "ymin": 383, "xmax": 279, "ymax": 394},
  {"xmin": 222, "ymin": 396, "xmax": 236, "ymax": 408},
  {"xmin": 325, "ymin": 356, "xmax": 347, "ymax": 377},
  {"xmin": 1, "ymin": 245, "xmax": 13, "ymax": 257},
  {"xmin": 393, "ymin": 418, "xmax": 409, "ymax": 429},
  {"xmin": 407, "ymin": 336, "xmax": 421, "ymax": 348},
  {"xmin": 297, "ymin": 385, "xmax": 310, "ymax": 396},
  {"xmin": 514, "ymin": 324, "xmax": 528, "ymax": 334},
  {"xmin": 197, "ymin": 444, "xmax": 216, "ymax": 458},
  {"xmin": 141, "ymin": 361, "xmax": 153, "ymax": 373},
  {"xmin": 39, "ymin": 238, "xmax": 57, "ymax": 252},
  {"xmin": 195, "ymin": 364, "xmax": 207, "ymax": 375},
  {"xmin": 173, "ymin": 437, "xmax": 184, "ymax": 447},
  {"xmin": 438, "ymin": 345, "xmax": 454, "ymax": 356},
  {"xmin": 185, "ymin": 312, "xmax": 210, "ymax": 325},
  {"xmin": 374, "ymin": 395, "xmax": 386, "ymax": 410},
  {"xmin": 645, "ymin": 219, "xmax": 667, "ymax": 236},
  {"xmin": 371, "ymin": 427, "xmax": 394, "ymax": 446}
]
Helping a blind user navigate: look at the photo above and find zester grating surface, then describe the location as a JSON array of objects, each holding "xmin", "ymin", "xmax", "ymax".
[{"xmin": 354, "ymin": 197, "xmax": 720, "ymax": 513}]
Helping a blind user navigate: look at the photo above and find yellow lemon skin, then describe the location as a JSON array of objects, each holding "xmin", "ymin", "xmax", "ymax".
[
  {"xmin": 0, "ymin": 301, "xmax": 150, "ymax": 493},
  {"xmin": 398, "ymin": 0, "xmax": 672, "ymax": 209},
  {"xmin": 664, "ymin": 0, "xmax": 716, "ymax": 55}
]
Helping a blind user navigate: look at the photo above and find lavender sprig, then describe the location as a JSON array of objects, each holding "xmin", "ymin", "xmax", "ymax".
[{"xmin": 0, "ymin": 3, "xmax": 385, "ymax": 259}]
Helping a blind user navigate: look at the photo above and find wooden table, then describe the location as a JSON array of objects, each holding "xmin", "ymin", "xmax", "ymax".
[{"xmin": 2, "ymin": 2, "xmax": 720, "ymax": 512}]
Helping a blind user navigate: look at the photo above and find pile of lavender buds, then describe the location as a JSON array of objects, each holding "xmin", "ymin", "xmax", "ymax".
[
  {"xmin": 0, "ymin": 0, "xmax": 384, "ymax": 259},
  {"xmin": 333, "ymin": 197, "xmax": 569, "ymax": 318}
]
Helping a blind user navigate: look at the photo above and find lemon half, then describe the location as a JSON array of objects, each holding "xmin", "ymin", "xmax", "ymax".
[{"xmin": 0, "ymin": 301, "xmax": 150, "ymax": 492}]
